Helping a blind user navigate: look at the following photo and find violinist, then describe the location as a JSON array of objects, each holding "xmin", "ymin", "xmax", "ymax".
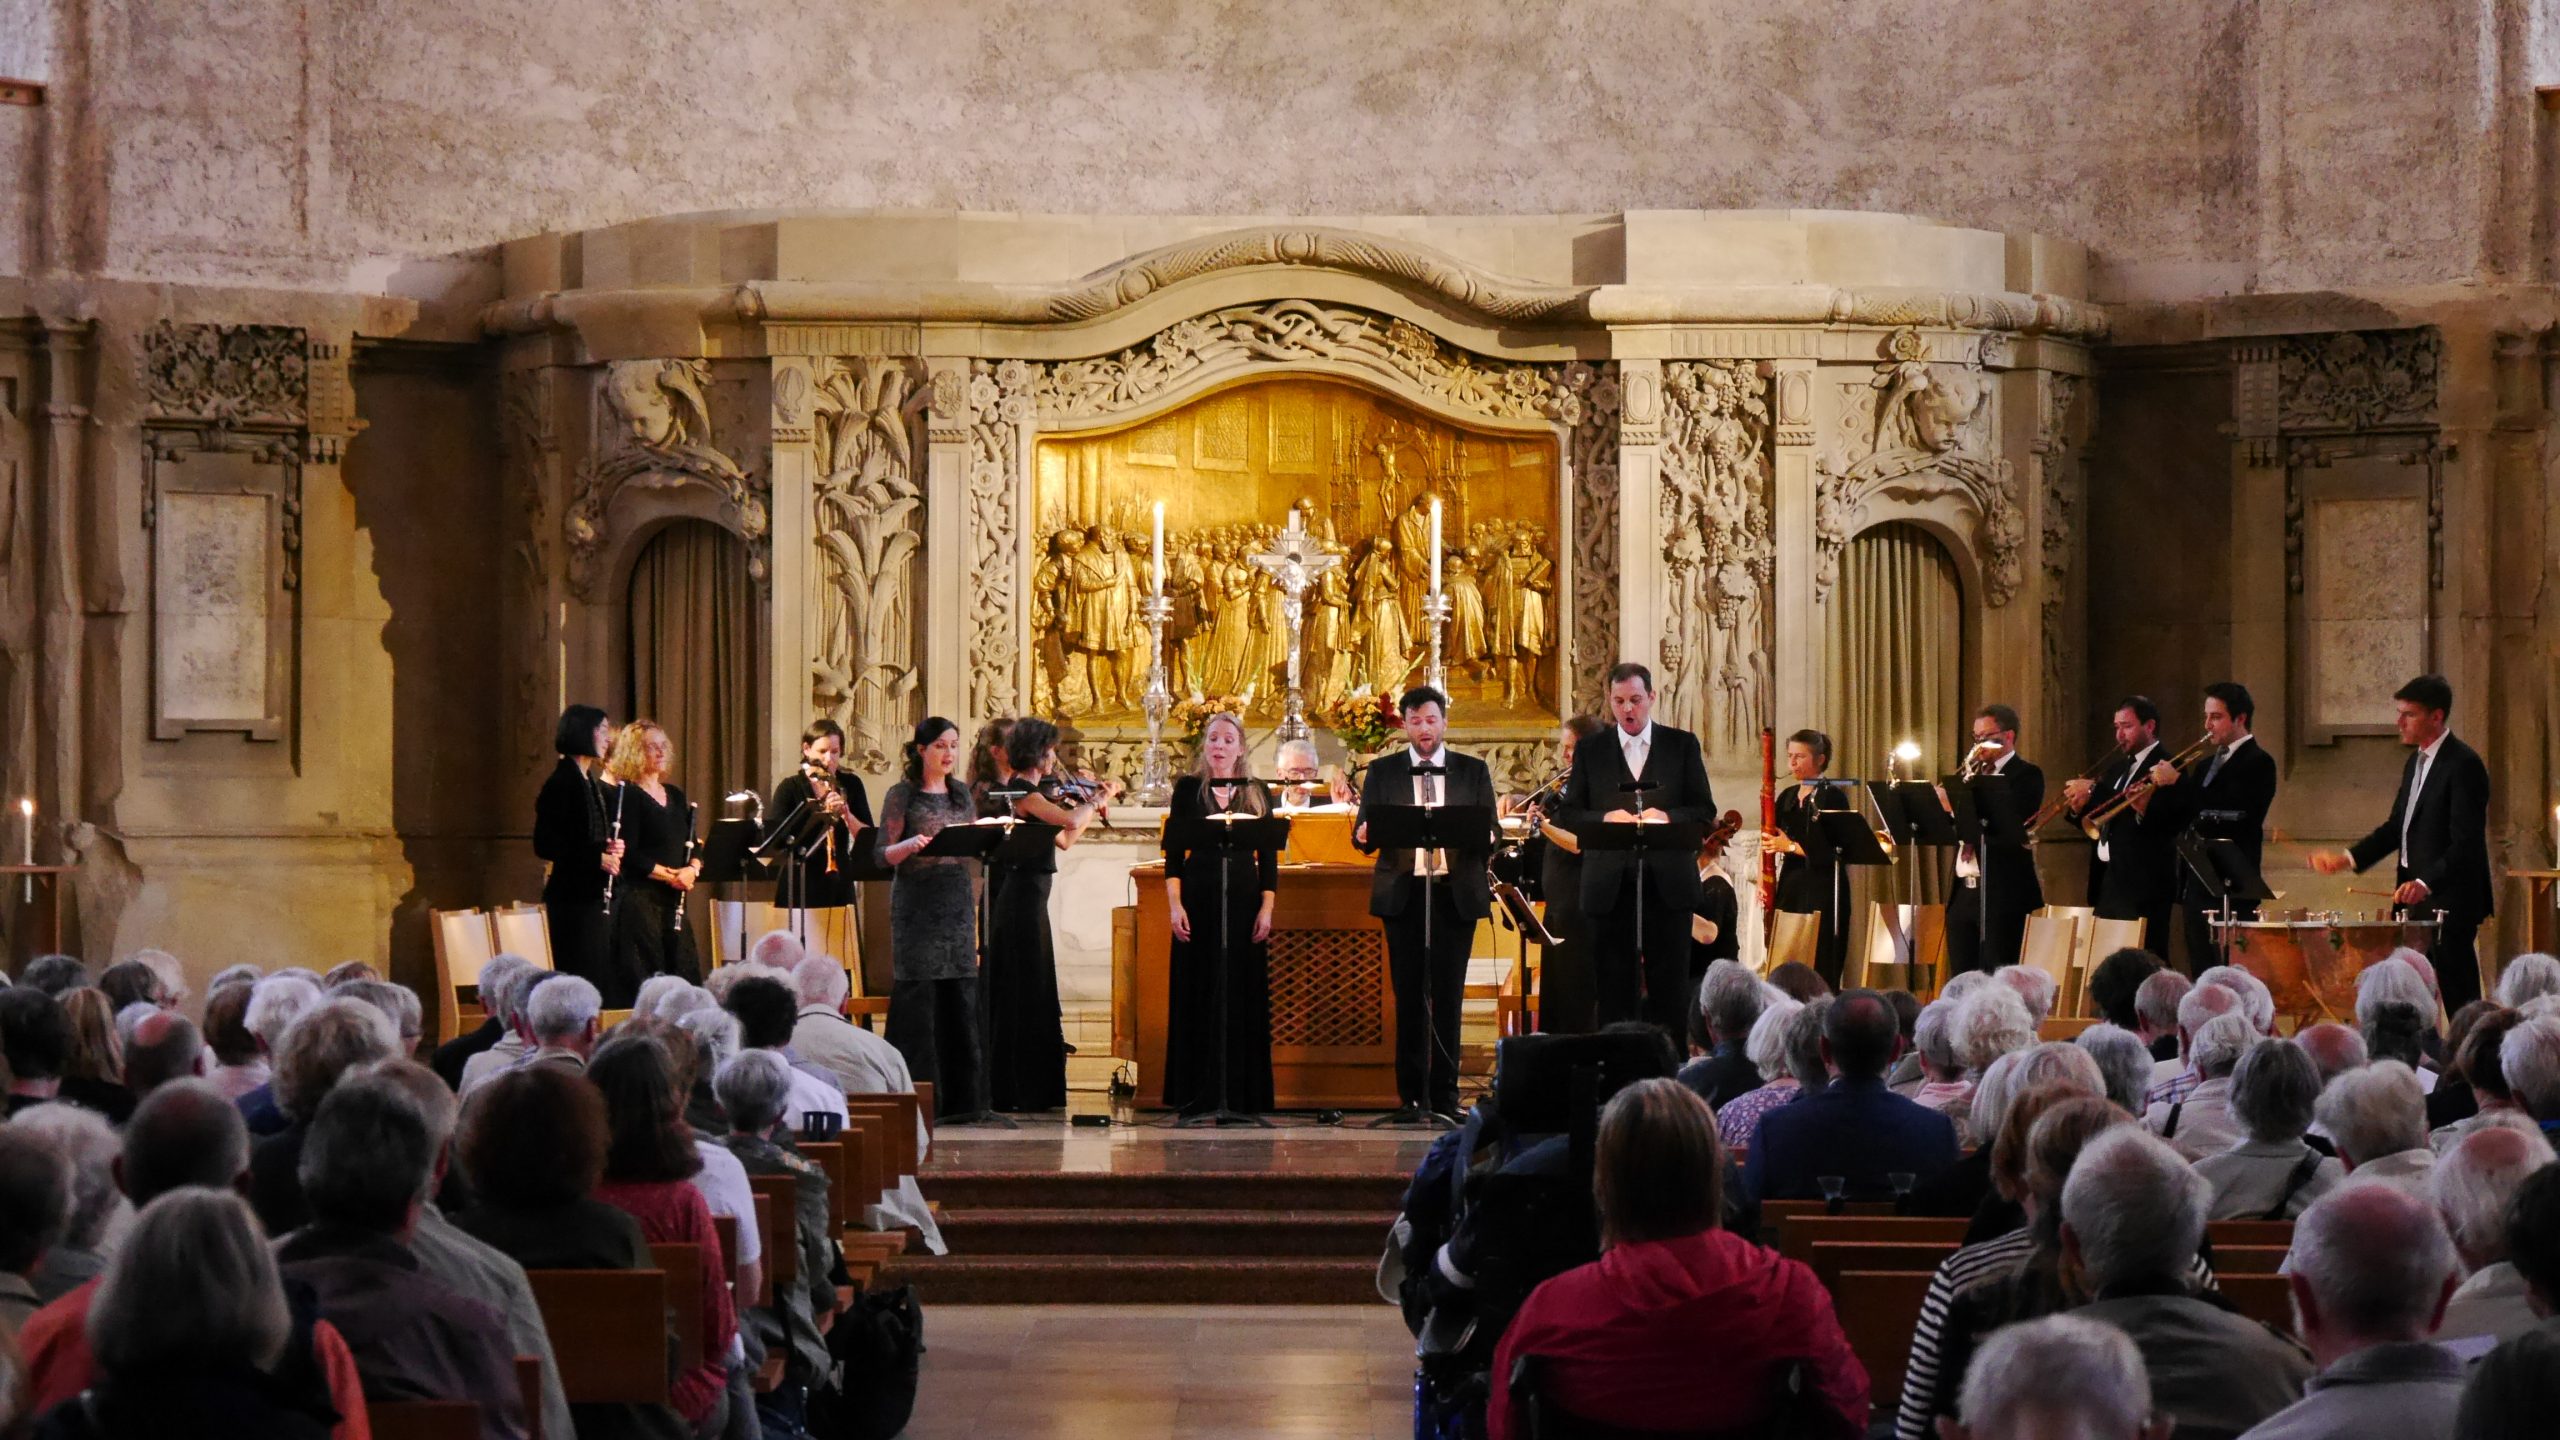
[{"xmin": 766, "ymin": 719, "xmax": 877, "ymax": 912}]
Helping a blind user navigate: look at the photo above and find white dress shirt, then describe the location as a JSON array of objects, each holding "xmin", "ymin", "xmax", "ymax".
[
  {"xmin": 1617, "ymin": 720, "xmax": 1654, "ymax": 782},
  {"xmin": 2401, "ymin": 732, "xmax": 2447, "ymax": 863},
  {"xmin": 1406, "ymin": 745, "xmax": 1448, "ymax": 877},
  {"xmin": 2095, "ymin": 740, "xmax": 2159, "ymax": 864}
]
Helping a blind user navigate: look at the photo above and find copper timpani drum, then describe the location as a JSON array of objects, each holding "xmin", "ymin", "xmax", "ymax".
[{"xmin": 2214, "ymin": 913, "xmax": 2440, "ymax": 1026}]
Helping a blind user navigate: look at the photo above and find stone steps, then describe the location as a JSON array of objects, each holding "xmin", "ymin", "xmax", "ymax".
[{"xmin": 936, "ymin": 1206, "xmax": 1401, "ymax": 1257}]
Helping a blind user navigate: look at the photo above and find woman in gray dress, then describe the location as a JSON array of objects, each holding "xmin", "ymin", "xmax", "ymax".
[{"xmin": 880, "ymin": 716, "xmax": 984, "ymax": 1116}]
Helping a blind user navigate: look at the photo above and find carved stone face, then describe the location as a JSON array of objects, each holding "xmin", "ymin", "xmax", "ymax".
[{"xmin": 606, "ymin": 364, "xmax": 680, "ymax": 449}]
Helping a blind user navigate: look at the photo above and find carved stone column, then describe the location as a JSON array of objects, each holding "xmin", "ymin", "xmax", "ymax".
[
  {"xmin": 2229, "ymin": 340, "xmax": 2289, "ymax": 750},
  {"xmin": 500, "ymin": 365, "xmax": 567, "ymax": 803},
  {"xmin": 1613, "ymin": 358, "xmax": 1663, "ymax": 677},
  {"xmin": 921, "ymin": 358, "xmax": 974, "ymax": 726},
  {"xmin": 766, "ymin": 353, "xmax": 820, "ymax": 781},
  {"xmin": 1768, "ymin": 359, "xmax": 1819, "ymax": 735},
  {"xmin": 2033, "ymin": 371, "xmax": 2089, "ymax": 760}
]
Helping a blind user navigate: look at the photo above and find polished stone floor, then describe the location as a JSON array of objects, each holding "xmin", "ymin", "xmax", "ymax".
[{"xmin": 900, "ymin": 1305, "xmax": 1419, "ymax": 1440}]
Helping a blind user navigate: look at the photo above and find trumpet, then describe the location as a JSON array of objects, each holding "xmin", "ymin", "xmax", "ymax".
[
  {"xmin": 1956, "ymin": 739, "xmax": 2002, "ymax": 781},
  {"xmin": 2079, "ymin": 733, "xmax": 2218, "ymax": 839},
  {"xmin": 2025, "ymin": 741, "xmax": 2129, "ymax": 832}
]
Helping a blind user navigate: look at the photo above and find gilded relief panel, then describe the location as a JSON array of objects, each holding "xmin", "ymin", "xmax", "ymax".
[{"xmin": 1030, "ymin": 377, "xmax": 1559, "ymax": 726}]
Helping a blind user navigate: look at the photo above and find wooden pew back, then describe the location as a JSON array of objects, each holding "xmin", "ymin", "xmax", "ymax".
[
  {"xmin": 1828, "ymin": 1270, "xmax": 1935, "ymax": 1411},
  {"xmin": 648, "ymin": 1242, "xmax": 706, "ymax": 1371},
  {"xmin": 746, "ymin": 1176, "xmax": 797, "ymax": 1293},
  {"xmin": 1776, "ymin": 1214, "xmax": 1968, "ymax": 1265},
  {"xmin": 526, "ymin": 1268, "xmax": 671, "ymax": 1404},
  {"xmin": 370, "ymin": 1402, "xmax": 480, "ymax": 1440}
]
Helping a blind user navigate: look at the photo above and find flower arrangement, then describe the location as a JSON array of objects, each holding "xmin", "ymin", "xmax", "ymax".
[
  {"xmin": 1316, "ymin": 687, "xmax": 1401, "ymax": 757},
  {"xmin": 1167, "ymin": 693, "xmax": 1249, "ymax": 744}
]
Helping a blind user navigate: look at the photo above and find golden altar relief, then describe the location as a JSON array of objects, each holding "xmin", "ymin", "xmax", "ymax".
[{"xmin": 1031, "ymin": 377, "xmax": 1561, "ymax": 725}]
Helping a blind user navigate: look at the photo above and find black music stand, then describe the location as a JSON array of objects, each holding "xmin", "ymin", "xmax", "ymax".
[
  {"xmin": 1578, "ymin": 815, "xmax": 1708, "ymax": 1016},
  {"xmin": 2179, "ymin": 834, "xmax": 2277, "ymax": 968},
  {"xmin": 1814, "ymin": 803, "xmax": 1894, "ymax": 959},
  {"xmin": 1163, "ymin": 809, "xmax": 1292, "ymax": 1128},
  {"xmin": 1358, "ymin": 798, "xmax": 1499, "ymax": 1129},
  {"xmin": 1886, "ymin": 782, "xmax": 1960, "ymax": 846},
  {"xmin": 1942, "ymin": 774, "xmax": 2022, "ymax": 954},
  {"xmin": 924, "ymin": 818, "xmax": 1061, "ymax": 1128}
]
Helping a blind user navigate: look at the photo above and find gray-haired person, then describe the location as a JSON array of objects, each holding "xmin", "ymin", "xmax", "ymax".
[{"xmin": 2236, "ymin": 1184, "xmax": 2462, "ymax": 1440}]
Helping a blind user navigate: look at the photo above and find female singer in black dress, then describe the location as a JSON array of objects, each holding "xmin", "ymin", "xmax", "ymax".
[
  {"xmin": 533, "ymin": 704, "xmax": 623, "ymax": 989},
  {"xmin": 1161, "ymin": 712, "xmax": 1278, "ymax": 1116},
  {"xmin": 982, "ymin": 717, "xmax": 1118, "ymax": 1113},
  {"xmin": 603, "ymin": 720, "xmax": 702, "ymax": 1005},
  {"xmin": 1519, "ymin": 715, "xmax": 1605, "ymax": 1034},
  {"xmin": 879, "ymin": 717, "xmax": 982, "ymax": 1116},
  {"xmin": 1769, "ymin": 728, "xmax": 1852, "ymax": 986},
  {"xmin": 765, "ymin": 718, "xmax": 876, "ymax": 911}
]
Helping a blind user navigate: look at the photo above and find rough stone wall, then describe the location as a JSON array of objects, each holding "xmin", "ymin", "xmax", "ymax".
[{"xmin": 6, "ymin": 0, "xmax": 2548, "ymax": 304}]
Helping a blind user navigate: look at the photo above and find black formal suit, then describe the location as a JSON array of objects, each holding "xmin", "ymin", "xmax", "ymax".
[
  {"xmin": 2347, "ymin": 733, "xmax": 2494, "ymax": 1010},
  {"xmin": 1357, "ymin": 745, "xmax": 1497, "ymax": 1115},
  {"xmin": 2086, "ymin": 740, "xmax": 2178, "ymax": 957},
  {"xmin": 1773, "ymin": 780, "xmax": 1853, "ymax": 986},
  {"xmin": 1945, "ymin": 755, "xmax": 2045, "ymax": 975},
  {"xmin": 1525, "ymin": 827, "xmax": 1595, "ymax": 1035},
  {"xmin": 2166, "ymin": 735, "xmax": 2279, "ymax": 971},
  {"xmin": 1561, "ymin": 721, "xmax": 1715, "ymax": 1035}
]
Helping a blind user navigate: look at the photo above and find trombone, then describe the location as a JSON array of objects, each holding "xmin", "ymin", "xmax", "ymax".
[
  {"xmin": 2079, "ymin": 734, "xmax": 2218, "ymax": 839},
  {"xmin": 2024, "ymin": 741, "xmax": 2128, "ymax": 832}
]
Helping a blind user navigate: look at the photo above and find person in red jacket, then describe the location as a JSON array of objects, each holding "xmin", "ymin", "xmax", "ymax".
[{"xmin": 1489, "ymin": 1078, "xmax": 1869, "ymax": 1440}]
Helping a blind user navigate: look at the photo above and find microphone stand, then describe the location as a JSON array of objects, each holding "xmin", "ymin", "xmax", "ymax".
[
  {"xmin": 1366, "ymin": 758, "xmax": 1460, "ymax": 1130},
  {"xmin": 1179, "ymin": 781, "xmax": 1275, "ymax": 1129}
]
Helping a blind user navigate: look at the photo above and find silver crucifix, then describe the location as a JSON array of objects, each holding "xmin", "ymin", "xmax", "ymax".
[{"xmin": 1248, "ymin": 509, "xmax": 1343, "ymax": 745}]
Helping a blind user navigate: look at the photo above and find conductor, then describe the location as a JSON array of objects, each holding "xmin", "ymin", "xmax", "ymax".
[{"xmin": 1561, "ymin": 662, "xmax": 1716, "ymax": 1036}]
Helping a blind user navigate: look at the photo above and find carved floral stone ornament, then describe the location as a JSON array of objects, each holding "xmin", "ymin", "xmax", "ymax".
[
  {"xmin": 809, "ymin": 358, "xmax": 925, "ymax": 772},
  {"xmin": 565, "ymin": 358, "xmax": 767, "ymax": 594},
  {"xmin": 1814, "ymin": 328, "xmax": 2022, "ymax": 606},
  {"xmin": 1657, "ymin": 360, "xmax": 1773, "ymax": 751},
  {"xmin": 139, "ymin": 321, "xmax": 307, "ymax": 426},
  {"xmin": 2276, "ymin": 328, "xmax": 2441, "ymax": 432}
]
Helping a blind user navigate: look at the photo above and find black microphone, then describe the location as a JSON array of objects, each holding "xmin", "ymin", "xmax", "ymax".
[
  {"xmin": 1410, "ymin": 763, "xmax": 1448, "ymax": 777},
  {"xmin": 1619, "ymin": 779, "xmax": 1657, "ymax": 794}
]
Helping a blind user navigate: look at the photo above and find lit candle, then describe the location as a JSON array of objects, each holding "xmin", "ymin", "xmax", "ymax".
[
  {"xmin": 16, "ymin": 797, "xmax": 30, "ymax": 867},
  {"xmin": 2551, "ymin": 802, "xmax": 2557, "ymax": 862},
  {"xmin": 1151, "ymin": 502, "xmax": 1165, "ymax": 598},
  {"xmin": 1428, "ymin": 497, "xmax": 1443, "ymax": 595}
]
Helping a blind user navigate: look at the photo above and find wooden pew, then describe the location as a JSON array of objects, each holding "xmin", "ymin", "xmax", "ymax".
[
  {"xmin": 746, "ymin": 1177, "xmax": 797, "ymax": 1295},
  {"xmin": 844, "ymin": 1092, "xmax": 925, "ymax": 1178},
  {"xmin": 525, "ymin": 1269, "xmax": 671, "ymax": 1404},
  {"xmin": 713, "ymin": 1213, "xmax": 763, "ymax": 1307},
  {"xmin": 841, "ymin": 1111, "xmax": 893, "ymax": 1207},
  {"xmin": 370, "ymin": 1403, "xmax": 480, "ymax": 1440},
  {"xmin": 1829, "ymin": 1270, "xmax": 1936, "ymax": 1410},
  {"xmin": 516, "ymin": 1355, "xmax": 545, "ymax": 1440},
  {"xmin": 2207, "ymin": 1219, "xmax": 2295, "ymax": 1248},
  {"xmin": 2216, "ymin": 1272, "xmax": 2297, "ymax": 1334},
  {"xmin": 648, "ymin": 1242, "xmax": 707, "ymax": 1371},
  {"xmin": 1776, "ymin": 1214, "xmax": 1968, "ymax": 1265},
  {"xmin": 1762, "ymin": 1199, "xmax": 1899, "ymax": 1226},
  {"xmin": 2209, "ymin": 1244, "xmax": 2290, "ymax": 1275},
  {"xmin": 1808, "ymin": 1240, "xmax": 1963, "ymax": 1291},
  {"xmin": 800, "ymin": 1140, "xmax": 852, "ymax": 1233},
  {"xmin": 914, "ymin": 1080, "xmax": 936, "ymax": 1132}
]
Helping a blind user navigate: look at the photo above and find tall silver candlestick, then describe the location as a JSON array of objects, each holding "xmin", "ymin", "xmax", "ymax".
[
  {"xmin": 1422, "ymin": 590, "xmax": 1453, "ymax": 696},
  {"xmin": 1249, "ymin": 511, "xmax": 1341, "ymax": 746},
  {"xmin": 1136, "ymin": 593, "xmax": 1174, "ymax": 804}
]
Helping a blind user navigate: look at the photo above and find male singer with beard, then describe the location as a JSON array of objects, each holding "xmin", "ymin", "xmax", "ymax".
[
  {"xmin": 1560, "ymin": 663, "xmax": 1716, "ymax": 1037},
  {"xmin": 1945, "ymin": 704, "xmax": 2046, "ymax": 974},
  {"xmin": 1354, "ymin": 686, "xmax": 1496, "ymax": 1122}
]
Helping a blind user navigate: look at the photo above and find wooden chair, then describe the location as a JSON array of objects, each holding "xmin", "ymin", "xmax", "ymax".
[
  {"xmin": 525, "ymin": 1268, "xmax": 671, "ymax": 1404},
  {"xmin": 801, "ymin": 1140, "xmax": 851, "ymax": 1233},
  {"xmin": 2209, "ymin": 1244, "xmax": 2290, "ymax": 1275},
  {"xmin": 515, "ymin": 1355, "xmax": 545, "ymax": 1440},
  {"xmin": 842, "ymin": 1111, "xmax": 893, "ymax": 1206},
  {"xmin": 2207, "ymin": 1219, "xmax": 2295, "ymax": 1248},
  {"xmin": 429, "ymin": 908, "xmax": 497, "ymax": 1048},
  {"xmin": 914, "ymin": 1080, "xmax": 935, "ymax": 1130},
  {"xmin": 746, "ymin": 1177, "xmax": 797, "ymax": 1295},
  {"xmin": 1829, "ymin": 1270, "xmax": 1936, "ymax": 1409},
  {"xmin": 490, "ymin": 902, "xmax": 555, "ymax": 972},
  {"xmin": 648, "ymin": 1242, "xmax": 707, "ymax": 1371},
  {"xmin": 1807, "ymin": 1240, "xmax": 1962, "ymax": 1291},
  {"xmin": 1760, "ymin": 1200, "xmax": 1899, "ymax": 1226},
  {"xmin": 2216, "ymin": 1272, "xmax": 2297, "ymax": 1334},
  {"xmin": 2037, "ymin": 1016, "xmax": 2099, "ymax": 1042},
  {"xmin": 369, "ymin": 1403, "xmax": 481, "ymax": 1440},
  {"xmin": 843, "ymin": 1093, "xmax": 925, "ymax": 1179},
  {"xmin": 712, "ymin": 1214, "xmax": 760, "ymax": 1306},
  {"xmin": 1775, "ymin": 1215, "xmax": 1968, "ymax": 1265}
]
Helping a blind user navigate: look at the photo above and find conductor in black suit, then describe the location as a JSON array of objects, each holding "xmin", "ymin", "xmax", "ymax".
[
  {"xmin": 1355, "ymin": 685, "xmax": 1496, "ymax": 1120},
  {"xmin": 2164, "ymin": 682, "xmax": 2279, "ymax": 971},
  {"xmin": 1945, "ymin": 703, "xmax": 2046, "ymax": 975},
  {"xmin": 1561, "ymin": 662, "xmax": 1716, "ymax": 1036},
  {"xmin": 2314, "ymin": 673, "xmax": 2494, "ymax": 1011},
  {"xmin": 2065, "ymin": 696, "xmax": 2178, "ymax": 957}
]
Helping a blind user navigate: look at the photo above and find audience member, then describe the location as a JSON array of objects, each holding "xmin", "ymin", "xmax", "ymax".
[
  {"xmin": 9, "ymin": 1104, "xmax": 122, "ymax": 1302},
  {"xmin": 587, "ymin": 1035, "xmax": 738, "ymax": 1432},
  {"xmin": 207, "ymin": 963, "xmax": 263, "ymax": 995},
  {"xmin": 2134, "ymin": 969, "xmax": 2193, "ymax": 1065},
  {"xmin": 451, "ymin": 1065, "xmax": 691, "ymax": 1440},
  {"xmin": 248, "ymin": 998, "xmax": 399, "ymax": 1236},
  {"xmin": 1943, "ymin": 1314, "xmax": 2170, "ymax": 1440},
  {"xmin": 277, "ymin": 1076, "xmax": 529, "ymax": 1438},
  {"xmin": 676, "ymin": 1006, "xmax": 741, "ymax": 1134},
  {"xmin": 2146, "ymin": 981, "xmax": 2240, "ymax": 1106},
  {"xmin": 1956, "ymin": 985, "xmax": 2036, "ymax": 1075},
  {"xmin": 93, "ymin": 961, "xmax": 164, "ymax": 1016},
  {"xmin": 2145, "ymin": 1011, "xmax": 2253, "ymax": 1159},
  {"xmin": 1677, "ymin": 961, "xmax": 1768, "ymax": 1108},
  {"xmin": 2425, "ymin": 1000, "xmax": 2496, "ymax": 1128},
  {"xmin": 240, "ymin": 972, "xmax": 326, "ymax": 1134},
  {"xmin": 132, "ymin": 950, "xmax": 189, "ymax": 1013},
  {"xmin": 1714, "ymin": 995, "xmax": 1814, "ymax": 1151},
  {"xmin": 2428, "ymin": 1117, "xmax": 2555, "ymax": 1344},
  {"xmin": 1995, "ymin": 965, "xmax": 2057, "ymax": 1028},
  {"xmin": 2077, "ymin": 1024, "xmax": 2153, "ymax": 1116},
  {"xmin": 653, "ymin": 983, "xmax": 716, "ymax": 1025},
  {"xmin": 781, "ymin": 958, "xmax": 943, "ymax": 1249},
  {"xmin": 2432, "ymin": 1007, "xmax": 2524, "ymax": 1151},
  {"xmin": 335, "ymin": 979, "xmax": 424, "ymax": 1059},
  {"xmin": 2493, "ymin": 1014, "xmax": 2560, "ymax": 1136},
  {"xmin": 523, "ymin": 973, "xmax": 603, "ymax": 1072},
  {"xmin": 19, "ymin": 954, "xmax": 88, "ymax": 998},
  {"xmin": 37, "ymin": 1190, "xmax": 337, "ymax": 1440},
  {"xmin": 2239, "ymin": 1184, "xmax": 2462, "ymax": 1440},
  {"xmin": 2062, "ymin": 1128, "xmax": 2312, "ymax": 1436},
  {"xmin": 322, "ymin": 961, "xmax": 380, "ymax": 990},
  {"xmin": 2196, "ymin": 965, "xmax": 2278, "ymax": 1035},
  {"xmin": 0, "ymin": 988, "xmax": 73, "ymax": 1117},
  {"xmin": 2316, "ymin": 1061, "xmax": 2436, "ymax": 1195},
  {"xmin": 2294, "ymin": 1022, "xmax": 2367, "ymax": 1086},
  {"xmin": 204, "ymin": 982, "xmax": 267, "ymax": 1100},
  {"xmin": 55, "ymin": 988, "xmax": 134, "ymax": 1124},
  {"xmin": 2356, "ymin": 959, "xmax": 2441, "ymax": 1084},
  {"xmin": 1894, "ymin": 1089, "xmax": 2126, "ymax": 1440},
  {"xmin": 632, "ymin": 974, "xmax": 694, "ymax": 1023},
  {"xmin": 1765, "ymin": 961, "xmax": 1830, "ymax": 1004},
  {"xmin": 1746, "ymin": 989, "xmax": 1958, "ymax": 1203},
  {"xmin": 1904, "ymin": 1046, "xmax": 2032, "ymax": 1224},
  {"xmin": 1489, "ymin": 1079, "xmax": 1866, "ymax": 1440},
  {"xmin": 0, "ymin": 1127, "xmax": 71, "ymax": 1331},
  {"xmin": 1909, "ymin": 1000, "xmax": 1974, "ymax": 1137},
  {"xmin": 726, "ymin": 975, "xmax": 849, "ymax": 1135},
  {"xmin": 431, "ymin": 954, "xmax": 531, "ymax": 1090},
  {"xmin": 2194, "ymin": 1038, "xmax": 2342, "ymax": 1220},
  {"xmin": 2456, "ymin": 1326, "xmax": 2560, "ymax": 1440},
  {"xmin": 2494, "ymin": 952, "xmax": 2560, "ymax": 1008},
  {"xmin": 122, "ymin": 1010, "xmax": 204, "ymax": 1097},
  {"xmin": 459, "ymin": 964, "xmax": 547, "ymax": 1095},
  {"xmin": 713, "ymin": 1049, "xmax": 840, "ymax": 1391},
  {"xmin": 1882, "ymin": 988, "xmax": 1924, "ymax": 1088},
  {"xmin": 2088, "ymin": 948, "xmax": 2164, "ymax": 1033},
  {"xmin": 612, "ymin": 1019, "xmax": 766, "ymax": 1306},
  {"xmin": 747, "ymin": 930, "xmax": 805, "ymax": 972}
]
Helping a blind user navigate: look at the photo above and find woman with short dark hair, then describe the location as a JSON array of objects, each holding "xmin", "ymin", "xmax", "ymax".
[
  {"xmin": 588, "ymin": 1036, "xmax": 735, "ymax": 1433},
  {"xmin": 880, "ymin": 716, "xmax": 985, "ymax": 1115},
  {"xmin": 535, "ymin": 702, "xmax": 622, "ymax": 993},
  {"xmin": 982, "ymin": 717, "xmax": 1120, "ymax": 1113},
  {"xmin": 1488, "ymin": 1079, "xmax": 1867, "ymax": 1440}
]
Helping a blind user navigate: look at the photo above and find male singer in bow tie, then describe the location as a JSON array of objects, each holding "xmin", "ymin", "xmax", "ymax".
[
  {"xmin": 1560, "ymin": 663, "xmax": 1716, "ymax": 1036},
  {"xmin": 2312, "ymin": 673, "xmax": 2493, "ymax": 1010},
  {"xmin": 1354, "ymin": 685, "xmax": 1496, "ymax": 1122}
]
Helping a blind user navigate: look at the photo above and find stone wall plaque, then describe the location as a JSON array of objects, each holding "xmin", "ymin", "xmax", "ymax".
[
  {"xmin": 143, "ymin": 430, "xmax": 300, "ymax": 741},
  {"xmin": 2294, "ymin": 455, "xmax": 2432, "ymax": 744}
]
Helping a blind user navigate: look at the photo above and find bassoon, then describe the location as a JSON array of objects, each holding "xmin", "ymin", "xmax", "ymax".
[{"xmin": 1758, "ymin": 727, "xmax": 1778, "ymax": 915}]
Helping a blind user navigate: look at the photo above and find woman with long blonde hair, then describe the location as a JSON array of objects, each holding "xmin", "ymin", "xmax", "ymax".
[
  {"xmin": 602, "ymin": 719, "xmax": 702, "ymax": 1006},
  {"xmin": 57, "ymin": 986, "xmax": 135, "ymax": 1122},
  {"xmin": 1160, "ymin": 711, "xmax": 1279, "ymax": 1117}
]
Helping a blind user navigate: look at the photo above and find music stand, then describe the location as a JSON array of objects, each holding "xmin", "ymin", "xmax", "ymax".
[
  {"xmin": 2179, "ymin": 834, "xmax": 2277, "ymax": 968},
  {"xmin": 1886, "ymin": 782, "xmax": 1960, "ymax": 846},
  {"xmin": 699, "ymin": 817, "xmax": 771, "ymax": 887},
  {"xmin": 1943, "ymin": 774, "xmax": 2022, "ymax": 955},
  {"xmin": 1814, "ymin": 804, "xmax": 1894, "ymax": 969},
  {"xmin": 1358, "ymin": 798, "xmax": 1499, "ymax": 1129},
  {"xmin": 1162, "ymin": 809, "xmax": 1292, "ymax": 1128},
  {"xmin": 1578, "ymin": 814, "xmax": 1708, "ymax": 1022},
  {"xmin": 920, "ymin": 818, "xmax": 1061, "ymax": 1128}
]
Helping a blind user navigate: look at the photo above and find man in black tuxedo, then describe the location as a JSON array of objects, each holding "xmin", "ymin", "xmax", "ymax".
[
  {"xmin": 1561, "ymin": 662, "xmax": 1715, "ymax": 1037},
  {"xmin": 2064, "ymin": 696, "xmax": 2179, "ymax": 958},
  {"xmin": 2165, "ymin": 681, "xmax": 2280, "ymax": 971},
  {"xmin": 1945, "ymin": 703, "xmax": 2046, "ymax": 975},
  {"xmin": 1769, "ymin": 728, "xmax": 1853, "ymax": 987},
  {"xmin": 2314, "ymin": 673, "xmax": 2493, "ymax": 1011},
  {"xmin": 1355, "ymin": 685, "xmax": 1496, "ymax": 1121}
]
